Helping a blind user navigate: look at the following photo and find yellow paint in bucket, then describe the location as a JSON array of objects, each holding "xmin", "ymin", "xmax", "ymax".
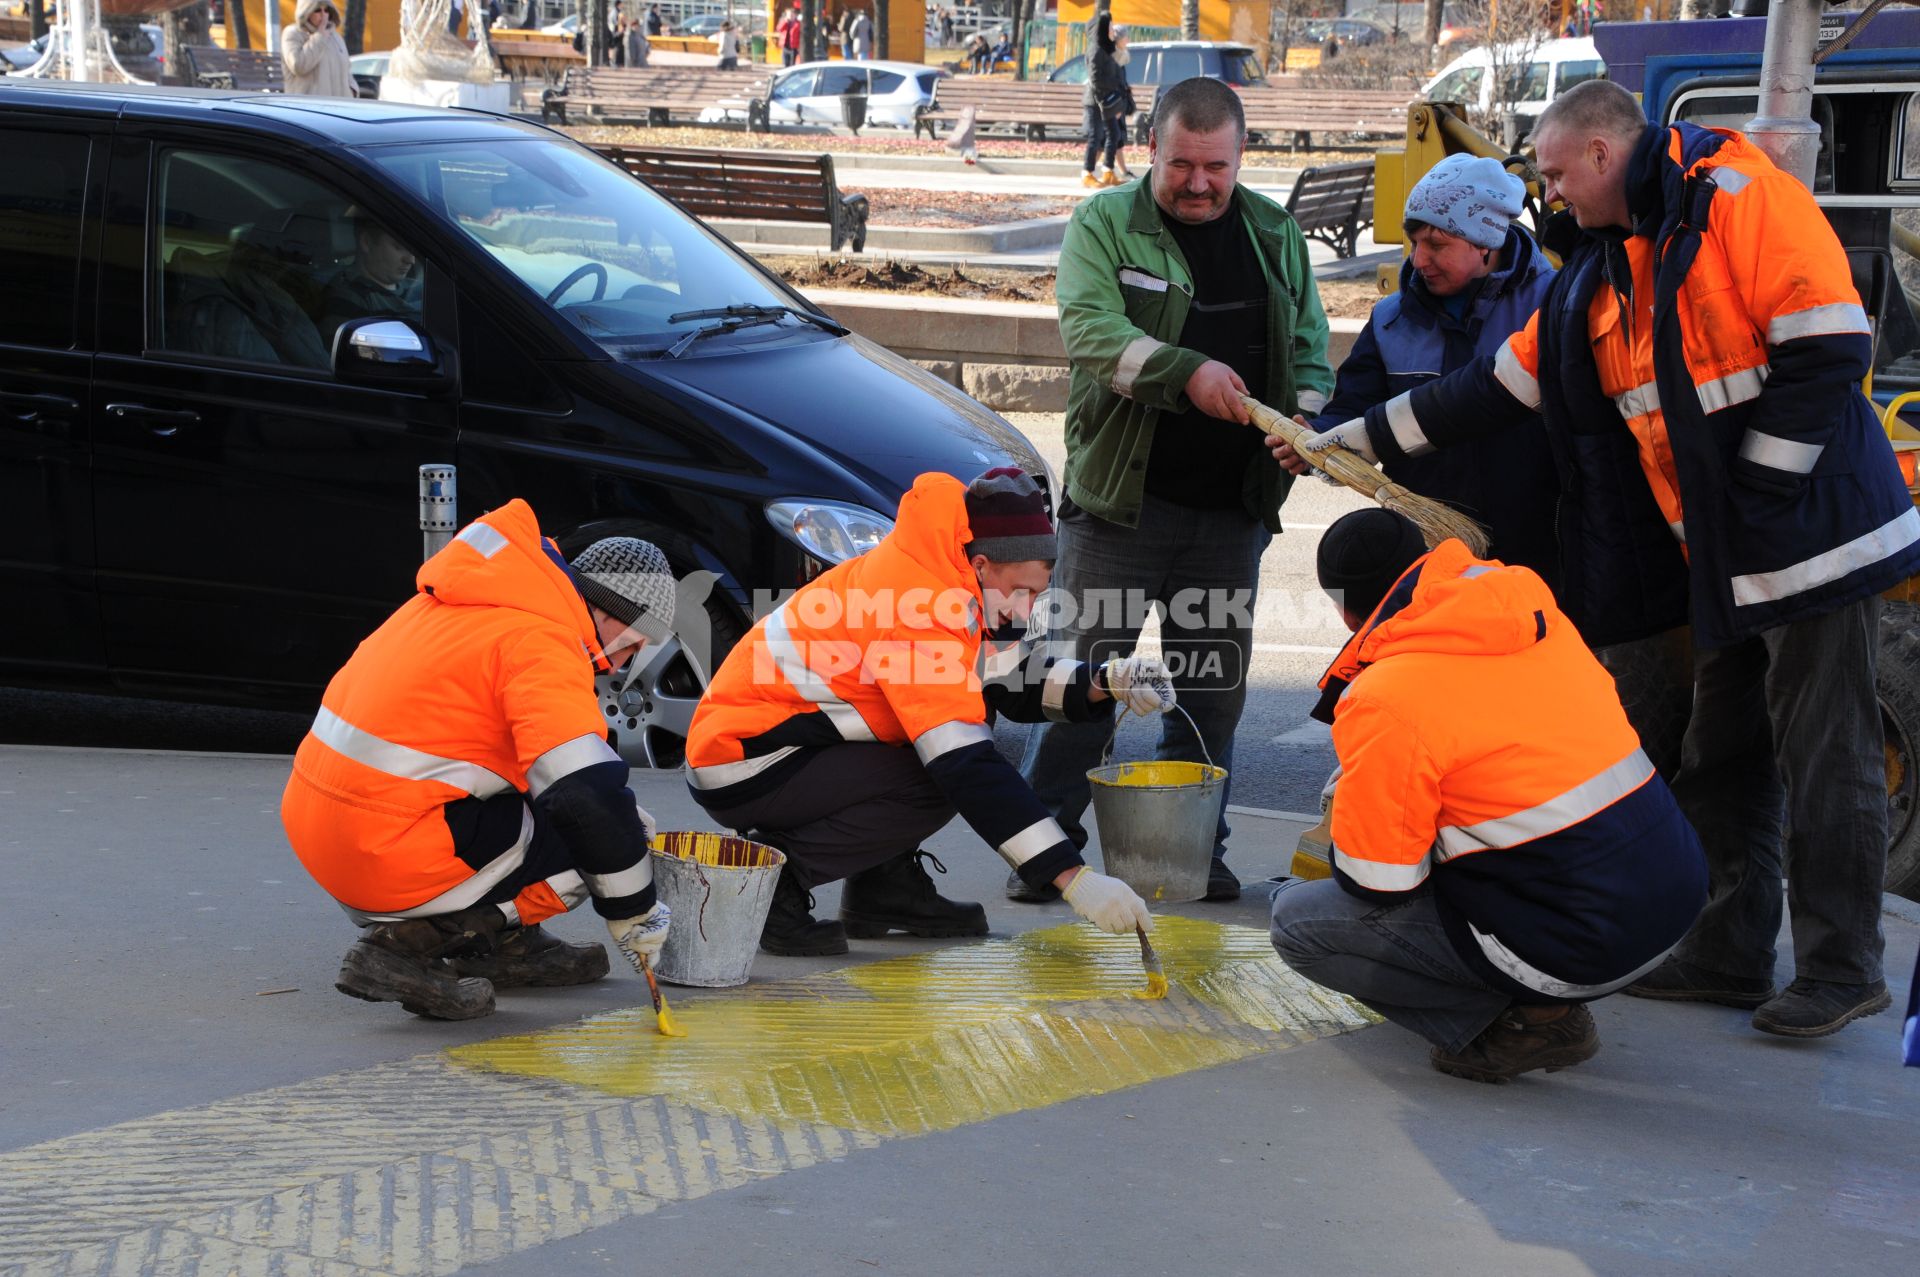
[{"xmin": 1092, "ymin": 761, "xmax": 1228, "ymax": 789}]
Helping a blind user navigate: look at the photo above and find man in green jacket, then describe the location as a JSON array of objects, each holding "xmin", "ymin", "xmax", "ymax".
[{"xmin": 1015, "ymin": 76, "xmax": 1333, "ymax": 904}]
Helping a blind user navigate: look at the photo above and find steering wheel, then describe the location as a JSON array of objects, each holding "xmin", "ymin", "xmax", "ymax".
[{"xmin": 547, "ymin": 262, "xmax": 608, "ymax": 306}]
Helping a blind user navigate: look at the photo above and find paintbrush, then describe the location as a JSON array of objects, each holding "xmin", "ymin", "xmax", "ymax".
[
  {"xmin": 639, "ymin": 954, "xmax": 687, "ymax": 1037},
  {"xmin": 1134, "ymin": 924, "xmax": 1168, "ymax": 1000}
]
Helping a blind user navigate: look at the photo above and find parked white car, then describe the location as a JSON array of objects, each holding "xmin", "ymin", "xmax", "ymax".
[
  {"xmin": 1422, "ymin": 36, "xmax": 1605, "ymax": 130},
  {"xmin": 700, "ymin": 60, "xmax": 946, "ymax": 129}
]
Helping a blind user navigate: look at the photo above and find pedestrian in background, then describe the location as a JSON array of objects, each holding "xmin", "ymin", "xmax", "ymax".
[
  {"xmin": 1025, "ymin": 77, "xmax": 1334, "ymax": 906},
  {"xmin": 778, "ymin": 2, "xmax": 802, "ymax": 66},
  {"xmin": 715, "ymin": 18, "xmax": 739, "ymax": 70},
  {"xmin": 626, "ymin": 3, "xmax": 650, "ymax": 67},
  {"xmin": 850, "ymin": 5, "xmax": 873, "ymax": 60},
  {"xmin": 281, "ymin": 0, "xmax": 353, "ymax": 98},
  {"xmin": 1080, "ymin": 15, "xmax": 1127, "ymax": 187}
]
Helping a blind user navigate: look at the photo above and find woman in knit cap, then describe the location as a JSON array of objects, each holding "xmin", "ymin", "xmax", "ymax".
[{"xmin": 1301, "ymin": 153, "xmax": 1561, "ymax": 584}]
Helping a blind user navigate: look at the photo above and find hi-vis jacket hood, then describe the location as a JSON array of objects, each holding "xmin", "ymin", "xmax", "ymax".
[
  {"xmin": 416, "ymin": 498, "xmax": 611, "ymax": 673},
  {"xmin": 283, "ymin": 500, "xmax": 641, "ymax": 921},
  {"xmin": 1317, "ymin": 540, "xmax": 1707, "ymax": 1001},
  {"xmin": 687, "ymin": 471, "xmax": 1096, "ymax": 889}
]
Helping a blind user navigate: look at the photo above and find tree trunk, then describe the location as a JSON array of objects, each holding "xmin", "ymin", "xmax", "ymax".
[
  {"xmin": 1180, "ymin": 0, "xmax": 1199, "ymax": 41},
  {"xmin": 1010, "ymin": 0, "xmax": 1025, "ymax": 80},
  {"xmin": 801, "ymin": 0, "xmax": 819, "ymax": 62},
  {"xmin": 343, "ymin": 0, "xmax": 366, "ymax": 53},
  {"xmin": 1422, "ymin": 0, "xmax": 1443, "ymax": 52},
  {"xmin": 586, "ymin": 0, "xmax": 610, "ymax": 65},
  {"xmin": 231, "ymin": 0, "xmax": 253, "ymax": 50},
  {"xmin": 29, "ymin": 0, "xmax": 47, "ymax": 42},
  {"xmin": 162, "ymin": 2, "xmax": 214, "ymax": 85},
  {"xmin": 875, "ymin": 0, "xmax": 888, "ymax": 59}
]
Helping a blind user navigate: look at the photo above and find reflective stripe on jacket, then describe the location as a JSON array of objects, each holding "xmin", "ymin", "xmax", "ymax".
[
  {"xmin": 281, "ymin": 499, "xmax": 652, "ymax": 923},
  {"xmin": 1318, "ymin": 540, "xmax": 1707, "ymax": 1000},
  {"xmin": 1361, "ymin": 123, "xmax": 1920, "ymax": 649},
  {"xmin": 1310, "ymin": 224, "xmax": 1559, "ymax": 582},
  {"xmin": 1055, "ymin": 179, "xmax": 1334, "ymax": 531},
  {"xmin": 686, "ymin": 472, "xmax": 1105, "ymax": 887}
]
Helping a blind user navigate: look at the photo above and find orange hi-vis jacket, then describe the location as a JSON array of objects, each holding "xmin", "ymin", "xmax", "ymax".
[
  {"xmin": 686, "ymin": 472, "xmax": 1107, "ymax": 889},
  {"xmin": 281, "ymin": 499, "xmax": 654, "ymax": 927},
  {"xmin": 1353, "ymin": 122, "xmax": 1920, "ymax": 650},
  {"xmin": 1316, "ymin": 540, "xmax": 1707, "ymax": 1001}
]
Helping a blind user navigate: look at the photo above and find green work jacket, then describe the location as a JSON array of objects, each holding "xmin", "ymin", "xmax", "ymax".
[{"xmin": 1055, "ymin": 178, "xmax": 1334, "ymax": 531}]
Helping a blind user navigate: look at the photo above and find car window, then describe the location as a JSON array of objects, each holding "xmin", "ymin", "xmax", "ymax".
[
  {"xmin": 1221, "ymin": 50, "xmax": 1263, "ymax": 85},
  {"xmin": 1901, "ymin": 92, "xmax": 1920, "ymax": 181},
  {"xmin": 372, "ymin": 139, "xmax": 797, "ymax": 357},
  {"xmin": 1506, "ymin": 59, "xmax": 1551, "ymax": 104},
  {"xmin": 0, "ymin": 129, "xmax": 90, "ymax": 350},
  {"xmin": 1555, "ymin": 59, "xmax": 1605, "ymax": 94},
  {"xmin": 815, "ymin": 66, "xmax": 868, "ymax": 96},
  {"xmin": 771, "ymin": 69, "xmax": 817, "ymax": 100},
  {"xmin": 870, "ymin": 69, "xmax": 905, "ymax": 94},
  {"xmin": 152, "ymin": 149, "xmax": 399, "ymax": 371},
  {"xmin": 1428, "ymin": 65, "xmax": 1484, "ymax": 105},
  {"xmin": 916, "ymin": 70, "xmax": 940, "ymax": 94},
  {"xmin": 1158, "ymin": 49, "xmax": 1203, "ymax": 86}
]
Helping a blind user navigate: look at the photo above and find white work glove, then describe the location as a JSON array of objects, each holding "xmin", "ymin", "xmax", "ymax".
[
  {"xmin": 1102, "ymin": 655, "xmax": 1176, "ymax": 715},
  {"xmin": 1061, "ymin": 868, "xmax": 1153, "ymax": 935},
  {"xmin": 1299, "ymin": 418, "xmax": 1379, "ymax": 466},
  {"xmin": 607, "ymin": 900, "xmax": 670, "ymax": 971}
]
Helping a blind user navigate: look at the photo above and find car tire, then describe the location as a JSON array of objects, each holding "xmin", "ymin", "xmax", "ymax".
[
  {"xmin": 1878, "ymin": 601, "xmax": 1920, "ymax": 899},
  {"xmin": 556, "ymin": 521, "xmax": 748, "ymax": 771}
]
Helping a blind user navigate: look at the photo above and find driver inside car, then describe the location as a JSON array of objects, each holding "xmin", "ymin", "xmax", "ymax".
[{"xmin": 318, "ymin": 207, "xmax": 422, "ymax": 347}]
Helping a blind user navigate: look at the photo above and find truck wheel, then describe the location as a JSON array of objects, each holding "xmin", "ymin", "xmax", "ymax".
[
  {"xmin": 557, "ymin": 524, "xmax": 747, "ymax": 771},
  {"xmin": 1878, "ymin": 601, "xmax": 1920, "ymax": 899}
]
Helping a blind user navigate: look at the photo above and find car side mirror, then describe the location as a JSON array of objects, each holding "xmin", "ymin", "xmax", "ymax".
[{"xmin": 333, "ymin": 318, "xmax": 446, "ymax": 388}]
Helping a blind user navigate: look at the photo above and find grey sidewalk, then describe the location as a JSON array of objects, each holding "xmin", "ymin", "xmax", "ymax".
[{"xmin": 2, "ymin": 742, "xmax": 1916, "ymax": 1276}]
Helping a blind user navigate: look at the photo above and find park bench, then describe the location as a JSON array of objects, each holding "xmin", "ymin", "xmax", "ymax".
[
  {"xmin": 1233, "ymin": 85, "xmax": 1411, "ymax": 150},
  {"xmin": 182, "ymin": 45, "xmax": 283, "ymax": 92},
  {"xmin": 915, "ymin": 78, "xmax": 1155, "ymax": 142},
  {"xmin": 596, "ymin": 144, "xmax": 870, "ymax": 253},
  {"xmin": 1284, "ymin": 160, "xmax": 1375, "ymax": 259},
  {"xmin": 543, "ymin": 65, "xmax": 770, "ymax": 127}
]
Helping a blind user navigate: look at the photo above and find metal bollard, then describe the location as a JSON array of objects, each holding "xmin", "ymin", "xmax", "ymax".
[{"xmin": 419, "ymin": 464, "xmax": 457, "ymax": 562}]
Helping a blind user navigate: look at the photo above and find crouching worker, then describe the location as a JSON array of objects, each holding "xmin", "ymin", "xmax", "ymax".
[
  {"xmin": 687, "ymin": 468, "xmax": 1169, "ymax": 955},
  {"xmin": 1271, "ymin": 511, "xmax": 1708, "ymax": 1082},
  {"xmin": 281, "ymin": 500, "xmax": 673, "ymax": 1020}
]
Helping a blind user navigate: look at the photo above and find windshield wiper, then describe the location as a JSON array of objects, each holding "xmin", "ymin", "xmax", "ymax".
[{"xmin": 661, "ymin": 303, "xmax": 848, "ymax": 358}]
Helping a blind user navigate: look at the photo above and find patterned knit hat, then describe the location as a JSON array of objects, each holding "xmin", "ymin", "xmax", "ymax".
[
  {"xmin": 963, "ymin": 468, "xmax": 1057, "ymax": 564},
  {"xmin": 570, "ymin": 537, "xmax": 676, "ymax": 642},
  {"xmin": 1403, "ymin": 154, "xmax": 1526, "ymax": 251}
]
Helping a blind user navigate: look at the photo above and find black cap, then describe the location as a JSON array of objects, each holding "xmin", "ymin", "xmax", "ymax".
[{"xmin": 1317, "ymin": 509, "xmax": 1427, "ymax": 622}]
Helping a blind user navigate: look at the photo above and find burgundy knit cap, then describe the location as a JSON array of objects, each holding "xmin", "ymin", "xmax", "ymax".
[{"xmin": 963, "ymin": 467, "xmax": 1057, "ymax": 564}]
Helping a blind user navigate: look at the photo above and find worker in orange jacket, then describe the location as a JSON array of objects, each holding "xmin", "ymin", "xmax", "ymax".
[
  {"xmin": 1275, "ymin": 80, "xmax": 1911, "ymax": 1038},
  {"xmin": 1271, "ymin": 510, "xmax": 1708, "ymax": 1083},
  {"xmin": 687, "ymin": 468, "xmax": 1171, "ymax": 955},
  {"xmin": 281, "ymin": 499, "xmax": 675, "ymax": 1020}
]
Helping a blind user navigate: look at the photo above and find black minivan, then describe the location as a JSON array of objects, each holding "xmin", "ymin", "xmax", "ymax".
[{"xmin": 0, "ymin": 80, "xmax": 1047, "ymax": 767}]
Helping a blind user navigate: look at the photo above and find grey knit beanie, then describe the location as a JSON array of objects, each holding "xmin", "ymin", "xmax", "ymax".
[
  {"xmin": 1403, "ymin": 154, "xmax": 1526, "ymax": 251},
  {"xmin": 571, "ymin": 537, "xmax": 676, "ymax": 642},
  {"xmin": 963, "ymin": 467, "xmax": 1057, "ymax": 564}
]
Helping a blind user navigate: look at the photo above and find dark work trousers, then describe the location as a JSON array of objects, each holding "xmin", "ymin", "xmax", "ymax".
[
  {"xmin": 696, "ymin": 744, "xmax": 957, "ymax": 889},
  {"xmin": 1671, "ymin": 596, "xmax": 1888, "ymax": 986}
]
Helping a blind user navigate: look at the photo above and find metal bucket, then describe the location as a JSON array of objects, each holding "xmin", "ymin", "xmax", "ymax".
[
  {"xmin": 650, "ymin": 832, "xmax": 786, "ymax": 987},
  {"xmin": 1086, "ymin": 708, "xmax": 1227, "ymax": 903}
]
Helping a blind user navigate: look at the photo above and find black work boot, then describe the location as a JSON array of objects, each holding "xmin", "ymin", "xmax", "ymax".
[
  {"xmin": 1429, "ymin": 1003, "xmax": 1600, "ymax": 1084},
  {"xmin": 1623, "ymin": 956, "xmax": 1775, "ymax": 1009},
  {"xmin": 335, "ymin": 914, "xmax": 496, "ymax": 1020},
  {"xmin": 1004, "ymin": 866, "xmax": 1061, "ymax": 903},
  {"xmin": 842, "ymin": 851, "xmax": 989, "ymax": 939},
  {"xmin": 761, "ymin": 863, "xmax": 849, "ymax": 957},
  {"xmin": 447, "ymin": 923, "xmax": 610, "ymax": 988},
  {"xmin": 1751, "ymin": 977, "xmax": 1892, "ymax": 1038},
  {"xmin": 1204, "ymin": 856, "xmax": 1241, "ymax": 902}
]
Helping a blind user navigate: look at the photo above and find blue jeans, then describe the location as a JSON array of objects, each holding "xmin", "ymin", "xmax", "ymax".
[
  {"xmin": 1270, "ymin": 877, "xmax": 1511, "ymax": 1052},
  {"xmin": 1671, "ymin": 596, "xmax": 1887, "ymax": 985},
  {"xmin": 1081, "ymin": 105, "xmax": 1123, "ymax": 172},
  {"xmin": 1019, "ymin": 494, "xmax": 1270, "ymax": 862}
]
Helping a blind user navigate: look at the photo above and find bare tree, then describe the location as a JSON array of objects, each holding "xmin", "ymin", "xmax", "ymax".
[
  {"xmin": 1448, "ymin": 0, "xmax": 1552, "ymax": 136},
  {"xmin": 231, "ymin": 0, "xmax": 253, "ymax": 50},
  {"xmin": 1181, "ymin": 0, "xmax": 1199, "ymax": 41},
  {"xmin": 876, "ymin": 0, "xmax": 889, "ymax": 59},
  {"xmin": 1423, "ymin": 0, "xmax": 1443, "ymax": 52},
  {"xmin": 29, "ymin": 0, "xmax": 47, "ymax": 41},
  {"xmin": 344, "ymin": 0, "xmax": 366, "ymax": 54},
  {"xmin": 161, "ymin": 1, "xmax": 213, "ymax": 84},
  {"xmin": 586, "ymin": 0, "xmax": 610, "ymax": 64}
]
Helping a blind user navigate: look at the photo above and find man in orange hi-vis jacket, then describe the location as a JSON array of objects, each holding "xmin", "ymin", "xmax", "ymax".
[
  {"xmin": 1271, "ymin": 510, "xmax": 1708, "ymax": 1083},
  {"xmin": 282, "ymin": 500, "xmax": 675, "ymax": 1021},
  {"xmin": 1274, "ymin": 80, "xmax": 1912, "ymax": 1039}
]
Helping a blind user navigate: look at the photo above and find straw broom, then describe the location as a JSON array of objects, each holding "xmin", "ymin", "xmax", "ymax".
[{"xmin": 1241, "ymin": 394, "xmax": 1490, "ymax": 556}]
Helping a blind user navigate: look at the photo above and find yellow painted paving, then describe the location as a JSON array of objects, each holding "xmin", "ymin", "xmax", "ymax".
[{"xmin": 0, "ymin": 920, "xmax": 1375, "ymax": 1277}]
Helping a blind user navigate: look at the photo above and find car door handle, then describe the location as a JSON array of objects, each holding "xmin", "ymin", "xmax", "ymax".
[
  {"xmin": 106, "ymin": 402, "xmax": 202, "ymax": 436},
  {"xmin": 0, "ymin": 390, "xmax": 80, "ymax": 423}
]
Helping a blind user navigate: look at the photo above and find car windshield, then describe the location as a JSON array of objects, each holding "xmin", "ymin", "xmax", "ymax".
[
  {"xmin": 1222, "ymin": 50, "xmax": 1264, "ymax": 85},
  {"xmin": 371, "ymin": 138, "xmax": 801, "ymax": 357}
]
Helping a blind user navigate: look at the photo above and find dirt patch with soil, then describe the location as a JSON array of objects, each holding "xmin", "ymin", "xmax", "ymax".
[{"xmin": 766, "ymin": 254, "xmax": 1385, "ymax": 316}]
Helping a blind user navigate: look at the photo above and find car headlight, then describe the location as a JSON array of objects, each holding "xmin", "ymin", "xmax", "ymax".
[{"xmin": 765, "ymin": 500, "xmax": 894, "ymax": 564}]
